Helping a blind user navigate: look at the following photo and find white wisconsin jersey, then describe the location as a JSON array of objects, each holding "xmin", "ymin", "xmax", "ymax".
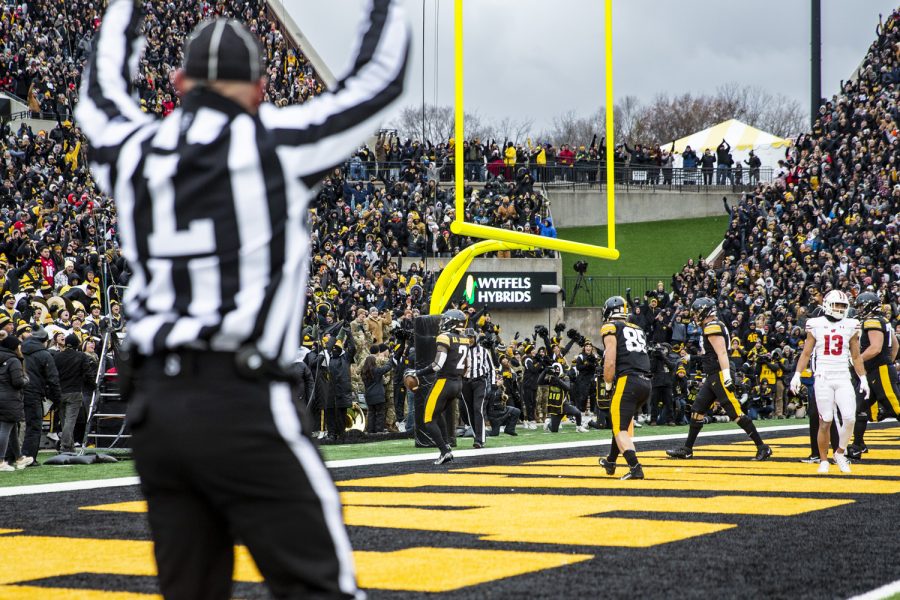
[{"xmin": 806, "ymin": 316, "xmax": 859, "ymax": 373}]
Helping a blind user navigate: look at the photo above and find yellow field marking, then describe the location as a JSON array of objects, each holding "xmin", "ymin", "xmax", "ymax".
[
  {"xmin": 534, "ymin": 457, "xmax": 900, "ymax": 476},
  {"xmin": 0, "ymin": 529, "xmax": 22, "ymax": 535},
  {"xmin": 342, "ymin": 491, "xmax": 848, "ymax": 548},
  {"xmin": 0, "ymin": 586, "xmax": 160, "ymax": 599},
  {"xmin": 355, "ymin": 547, "xmax": 592, "ymax": 592},
  {"xmin": 0, "ymin": 535, "xmax": 263, "ymax": 586},
  {"xmin": 337, "ymin": 471, "xmax": 900, "ymax": 494},
  {"xmin": 80, "ymin": 501, "xmax": 147, "ymax": 513}
]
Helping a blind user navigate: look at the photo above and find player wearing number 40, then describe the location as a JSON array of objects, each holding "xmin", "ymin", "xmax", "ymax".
[
  {"xmin": 666, "ymin": 297, "xmax": 773, "ymax": 462},
  {"xmin": 790, "ymin": 290, "xmax": 870, "ymax": 474}
]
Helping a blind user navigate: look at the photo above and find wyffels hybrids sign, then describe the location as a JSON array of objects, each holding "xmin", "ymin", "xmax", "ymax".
[{"xmin": 454, "ymin": 272, "xmax": 558, "ymax": 309}]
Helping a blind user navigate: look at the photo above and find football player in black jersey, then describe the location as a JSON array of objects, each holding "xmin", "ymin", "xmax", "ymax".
[
  {"xmin": 597, "ymin": 296, "xmax": 652, "ymax": 480},
  {"xmin": 667, "ymin": 297, "xmax": 772, "ymax": 460},
  {"xmin": 414, "ymin": 309, "xmax": 473, "ymax": 465},
  {"xmin": 849, "ymin": 292, "xmax": 900, "ymax": 459}
]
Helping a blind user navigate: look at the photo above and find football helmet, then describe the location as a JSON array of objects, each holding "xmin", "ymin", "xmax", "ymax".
[
  {"xmin": 690, "ymin": 297, "xmax": 716, "ymax": 323},
  {"xmin": 603, "ymin": 296, "xmax": 628, "ymax": 321},
  {"xmin": 822, "ymin": 290, "xmax": 850, "ymax": 320},
  {"xmin": 439, "ymin": 309, "xmax": 467, "ymax": 333},
  {"xmin": 854, "ymin": 292, "xmax": 881, "ymax": 319}
]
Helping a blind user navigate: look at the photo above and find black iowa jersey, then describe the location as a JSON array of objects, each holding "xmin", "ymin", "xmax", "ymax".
[
  {"xmin": 600, "ymin": 320, "xmax": 650, "ymax": 376},
  {"xmin": 436, "ymin": 333, "xmax": 472, "ymax": 378},
  {"xmin": 861, "ymin": 316, "xmax": 892, "ymax": 372},
  {"xmin": 701, "ymin": 320, "xmax": 731, "ymax": 374}
]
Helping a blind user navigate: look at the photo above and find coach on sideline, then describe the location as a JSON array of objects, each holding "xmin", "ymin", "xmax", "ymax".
[{"xmin": 76, "ymin": 1, "xmax": 409, "ymax": 598}]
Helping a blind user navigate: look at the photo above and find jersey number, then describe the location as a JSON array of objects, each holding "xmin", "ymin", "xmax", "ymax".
[
  {"xmin": 623, "ymin": 328, "xmax": 646, "ymax": 353},
  {"xmin": 456, "ymin": 345, "xmax": 469, "ymax": 371},
  {"xmin": 823, "ymin": 334, "xmax": 844, "ymax": 356}
]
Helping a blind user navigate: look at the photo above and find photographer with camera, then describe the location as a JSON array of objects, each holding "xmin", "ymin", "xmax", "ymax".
[
  {"xmin": 521, "ymin": 344, "xmax": 542, "ymax": 429},
  {"xmin": 572, "ymin": 331, "xmax": 599, "ymax": 415},
  {"xmin": 486, "ymin": 383, "xmax": 520, "ymax": 437},
  {"xmin": 543, "ymin": 363, "xmax": 587, "ymax": 432},
  {"xmin": 649, "ymin": 342, "xmax": 680, "ymax": 426}
]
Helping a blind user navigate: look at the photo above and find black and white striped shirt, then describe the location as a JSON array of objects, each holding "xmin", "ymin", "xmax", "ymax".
[
  {"xmin": 76, "ymin": 0, "xmax": 410, "ymax": 364},
  {"xmin": 465, "ymin": 344, "xmax": 495, "ymax": 380}
]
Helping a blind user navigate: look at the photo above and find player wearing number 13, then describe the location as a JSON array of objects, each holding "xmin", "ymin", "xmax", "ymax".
[
  {"xmin": 790, "ymin": 290, "xmax": 870, "ymax": 473},
  {"xmin": 597, "ymin": 296, "xmax": 652, "ymax": 480},
  {"xmin": 667, "ymin": 297, "xmax": 772, "ymax": 461}
]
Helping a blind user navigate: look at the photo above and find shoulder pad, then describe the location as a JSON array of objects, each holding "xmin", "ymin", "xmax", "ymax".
[
  {"xmin": 703, "ymin": 323, "xmax": 723, "ymax": 336},
  {"xmin": 600, "ymin": 323, "xmax": 617, "ymax": 337},
  {"xmin": 863, "ymin": 319, "xmax": 882, "ymax": 330},
  {"xmin": 436, "ymin": 333, "xmax": 450, "ymax": 347}
]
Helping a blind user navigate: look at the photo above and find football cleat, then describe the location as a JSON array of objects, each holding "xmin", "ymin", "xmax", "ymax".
[
  {"xmin": 753, "ymin": 445, "xmax": 773, "ymax": 461},
  {"xmin": 846, "ymin": 444, "xmax": 868, "ymax": 460},
  {"xmin": 434, "ymin": 452, "xmax": 454, "ymax": 466},
  {"xmin": 834, "ymin": 452, "xmax": 851, "ymax": 473},
  {"xmin": 666, "ymin": 446, "xmax": 693, "ymax": 459},
  {"xmin": 599, "ymin": 457, "xmax": 617, "ymax": 476},
  {"xmin": 620, "ymin": 465, "xmax": 645, "ymax": 480},
  {"xmin": 817, "ymin": 460, "xmax": 830, "ymax": 474},
  {"xmin": 799, "ymin": 455, "xmax": 820, "ymax": 464}
]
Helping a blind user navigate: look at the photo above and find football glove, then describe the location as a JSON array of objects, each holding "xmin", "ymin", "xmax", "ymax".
[
  {"xmin": 789, "ymin": 373, "xmax": 802, "ymax": 396},
  {"xmin": 858, "ymin": 377, "xmax": 870, "ymax": 400}
]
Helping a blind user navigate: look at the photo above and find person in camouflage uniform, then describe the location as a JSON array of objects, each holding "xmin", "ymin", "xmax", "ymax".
[{"xmin": 350, "ymin": 310, "xmax": 374, "ymax": 406}]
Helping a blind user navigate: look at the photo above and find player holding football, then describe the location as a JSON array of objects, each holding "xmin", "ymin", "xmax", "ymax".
[
  {"xmin": 667, "ymin": 297, "xmax": 772, "ymax": 461},
  {"xmin": 409, "ymin": 309, "xmax": 473, "ymax": 465},
  {"xmin": 597, "ymin": 296, "xmax": 652, "ymax": 480},
  {"xmin": 790, "ymin": 290, "xmax": 870, "ymax": 473},
  {"xmin": 847, "ymin": 292, "xmax": 900, "ymax": 459}
]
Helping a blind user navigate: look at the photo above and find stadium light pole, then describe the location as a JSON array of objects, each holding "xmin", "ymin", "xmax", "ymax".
[{"xmin": 810, "ymin": 0, "xmax": 822, "ymax": 129}]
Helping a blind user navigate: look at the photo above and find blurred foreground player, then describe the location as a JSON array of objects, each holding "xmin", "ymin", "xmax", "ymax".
[{"xmin": 77, "ymin": 0, "xmax": 410, "ymax": 597}]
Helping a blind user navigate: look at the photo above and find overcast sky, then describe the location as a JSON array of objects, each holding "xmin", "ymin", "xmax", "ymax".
[{"xmin": 276, "ymin": 0, "xmax": 897, "ymax": 133}]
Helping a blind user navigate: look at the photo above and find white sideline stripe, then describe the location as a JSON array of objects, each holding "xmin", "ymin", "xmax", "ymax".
[
  {"xmin": 0, "ymin": 424, "xmax": 809, "ymax": 498},
  {"xmin": 848, "ymin": 578, "xmax": 900, "ymax": 600},
  {"xmin": 0, "ymin": 477, "xmax": 141, "ymax": 498}
]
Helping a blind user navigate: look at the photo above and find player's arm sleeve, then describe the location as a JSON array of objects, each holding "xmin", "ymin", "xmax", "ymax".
[
  {"xmin": 258, "ymin": 0, "xmax": 411, "ymax": 189},
  {"xmin": 75, "ymin": 0, "xmax": 154, "ymax": 171},
  {"xmin": 863, "ymin": 319, "xmax": 882, "ymax": 331},
  {"xmin": 600, "ymin": 323, "xmax": 616, "ymax": 338}
]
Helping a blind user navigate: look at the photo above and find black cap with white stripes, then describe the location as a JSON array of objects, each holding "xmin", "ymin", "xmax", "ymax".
[{"xmin": 183, "ymin": 18, "xmax": 265, "ymax": 82}]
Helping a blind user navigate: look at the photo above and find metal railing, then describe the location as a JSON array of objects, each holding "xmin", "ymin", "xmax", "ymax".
[
  {"xmin": 340, "ymin": 160, "xmax": 773, "ymax": 192},
  {"xmin": 564, "ymin": 275, "xmax": 670, "ymax": 307}
]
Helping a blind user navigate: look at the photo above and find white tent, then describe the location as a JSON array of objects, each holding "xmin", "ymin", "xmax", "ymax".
[{"xmin": 663, "ymin": 119, "xmax": 792, "ymax": 172}]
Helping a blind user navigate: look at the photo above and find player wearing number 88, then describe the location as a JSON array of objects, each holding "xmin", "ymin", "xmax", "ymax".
[
  {"xmin": 790, "ymin": 290, "xmax": 870, "ymax": 474},
  {"xmin": 597, "ymin": 296, "xmax": 652, "ymax": 480},
  {"xmin": 666, "ymin": 297, "xmax": 773, "ymax": 461}
]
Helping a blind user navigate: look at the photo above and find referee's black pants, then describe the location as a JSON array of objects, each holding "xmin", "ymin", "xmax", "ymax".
[
  {"xmin": 128, "ymin": 352, "xmax": 359, "ymax": 600},
  {"xmin": 461, "ymin": 377, "xmax": 488, "ymax": 444}
]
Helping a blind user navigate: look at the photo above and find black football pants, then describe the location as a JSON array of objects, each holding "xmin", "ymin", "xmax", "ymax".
[{"xmin": 129, "ymin": 352, "xmax": 359, "ymax": 600}]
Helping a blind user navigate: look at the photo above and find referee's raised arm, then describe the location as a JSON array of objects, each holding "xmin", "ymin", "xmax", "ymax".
[
  {"xmin": 76, "ymin": 0, "xmax": 155, "ymax": 174},
  {"xmin": 258, "ymin": 0, "xmax": 411, "ymax": 189}
]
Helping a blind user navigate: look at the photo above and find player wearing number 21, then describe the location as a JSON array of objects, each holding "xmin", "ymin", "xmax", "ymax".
[
  {"xmin": 791, "ymin": 290, "xmax": 870, "ymax": 474},
  {"xmin": 667, "ymin": 297, "xmax": 773, "ymax": 461}
]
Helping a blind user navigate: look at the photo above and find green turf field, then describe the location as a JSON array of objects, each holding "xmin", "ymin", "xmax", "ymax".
[
  {"xmin": 0, "ymin": 419, "xmax": 806, "ymax": 489},
  {"xmin": 558, "ymin": 215, "xmax": 729, "ymax": 278}
]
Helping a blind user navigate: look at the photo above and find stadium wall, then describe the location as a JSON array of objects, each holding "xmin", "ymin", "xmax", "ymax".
[{"xmin": 548, "ymin": 189, "xmax": 734, "ymax": 227}]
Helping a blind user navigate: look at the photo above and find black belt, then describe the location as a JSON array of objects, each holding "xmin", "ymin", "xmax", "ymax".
[{"xmin": 139, "ymin": 347, "xmax": 294, "ymax": 383}]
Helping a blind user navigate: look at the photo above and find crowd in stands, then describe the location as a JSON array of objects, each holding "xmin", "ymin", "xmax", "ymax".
[{"xmin": 0, "ymin": 0, "xmax": 895, "ymax": 446}]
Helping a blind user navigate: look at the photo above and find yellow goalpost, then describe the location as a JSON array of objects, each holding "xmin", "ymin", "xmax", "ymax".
[{"xmin": 430, "ymin": 0, "xmax": 619, "ymax": 314}]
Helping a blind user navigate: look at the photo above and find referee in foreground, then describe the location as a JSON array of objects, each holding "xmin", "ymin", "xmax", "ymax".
[
  {"xmin": 462, "ymin": 335, "xmax": 496, "ymax": 448},
  {"xmin": 76, "ymin": 1, "xmax": 409, "ymax": 598}
]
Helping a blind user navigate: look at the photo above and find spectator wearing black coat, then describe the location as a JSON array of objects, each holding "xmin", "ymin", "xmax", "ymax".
[
  {"xmin": 287, "ymin": 358, "xmax": 314, "ymax": 415},
  {"xmin": 7, "ymin": 327, "xmax": 61, "ymax": 465},
  {"xmin": 0, "ymin": 336, "xmax": 29, "ymax": 471},
  {"xmin": 362, "ymin": 353, "xmax": 394, "ymax": 434},
  {"xmin": 52, "ymin": 334, "xmax": 96, "ymax": 453},
  {"xmin": 326, "ymin": 336, "xmax": 355, "ymax": 439}
]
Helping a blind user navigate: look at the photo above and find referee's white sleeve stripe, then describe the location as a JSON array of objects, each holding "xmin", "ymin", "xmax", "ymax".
[{"xmin": 269, "ymin": 383, "xmax": 360, "ymax": 598}]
